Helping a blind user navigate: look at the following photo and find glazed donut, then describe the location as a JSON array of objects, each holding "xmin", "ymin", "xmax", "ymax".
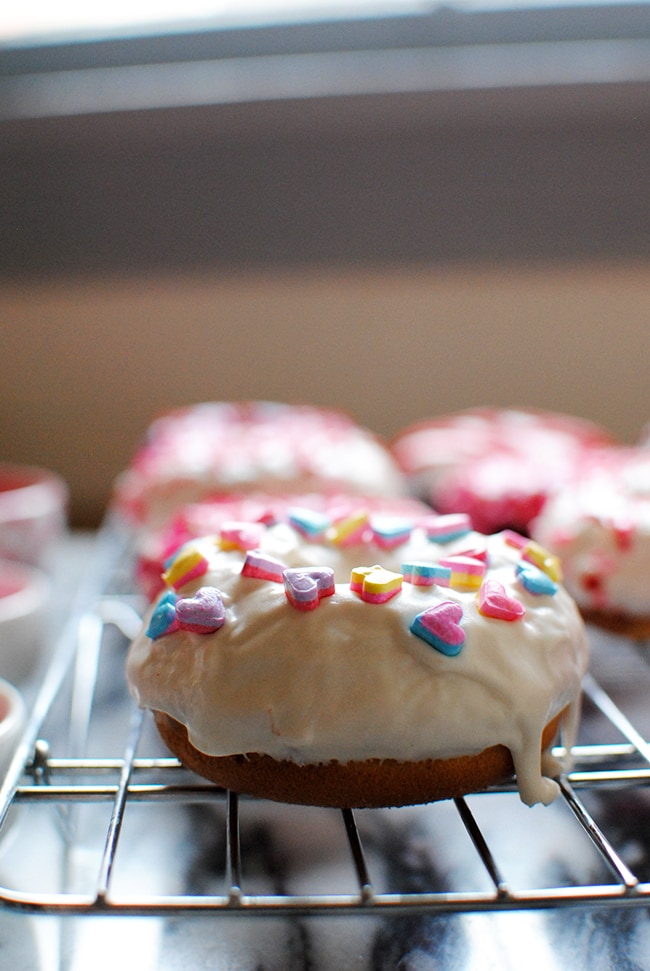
[
  {"xmin": 391, "ymin": 407, "xmax": 614, "ymax": 534},
  {"xmin": 531, "ymin": 446, "xmax": 650, "ymax": 637},
  {"xmin": 113, "ymin": 402, "xmax": 407, "ymax": 530},
  {"xmin": 126, "ymin": 530, "xmax": 588, "ymax": 808}
]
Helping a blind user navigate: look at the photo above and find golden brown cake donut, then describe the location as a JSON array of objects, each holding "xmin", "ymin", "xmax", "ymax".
[
  {"xmin": 154, "ymin": 709, "xmax": 565, "ymax": 809},
  {"xmin": 127, "ymin": 530, "xmax": 588, "ymax": 809}
]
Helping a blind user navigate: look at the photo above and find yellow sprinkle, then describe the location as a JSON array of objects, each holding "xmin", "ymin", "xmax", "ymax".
[
  {"xmin": 350, "ymin": 564, "xmax": 380, "ymax": 589},
  {"xmin": 350, "ymin": 564, "xmax": 403, "ymax": 602},
  {"xmin": 328, "ymin": 510, "xmax": 370, "ymax": 545},
  {"xmin": 523, "ymin": 541, "xmax": 563, "ymax": 583},
  {"xmin": 448, "ymin": 571, "xmax": 483, "ymax": 591},
  {"xmin": 163, "ymin": 545, "xmax": 208, "ymax": 589},
  {"xmin": 362, "ymin": 567, "xmax": 403, "ymax": 596}
]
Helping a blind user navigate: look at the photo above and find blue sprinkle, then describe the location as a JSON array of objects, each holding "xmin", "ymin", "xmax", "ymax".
[
  {"xmin": 287, "ymin": 507, "xmax": 330, "ymax": 538},
  {"xmin": 516, "ymin": 562, "xmax": 558, "ymax": 596},
  {"xmin": 427, "ymin": 528, "xmax": 470, "ymax": 544},
  {"xmin": 146, "ymin": 591, "xmax": 178, "ymax": 639},
  {"xmin": 402, "ymin": 561, "xmax": 452, "ymax": 586},
  {"xmin": 371, "ymin": 516, "xmax": 413, "ymax": 541},
  {"xmin": 410, "ymin": 611, "xmax": 465, "ymax": 657}
]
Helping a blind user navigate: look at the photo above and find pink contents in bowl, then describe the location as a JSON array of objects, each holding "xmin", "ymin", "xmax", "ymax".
[
  {"xmin": 0, "ymin": 464, "xmax": 68, "ymax": 568},
  {"xmin": 0, "ymin": 578, "xmax": 23, "ymax": 600}
]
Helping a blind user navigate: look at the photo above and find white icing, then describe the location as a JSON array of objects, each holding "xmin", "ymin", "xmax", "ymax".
[
  {"xmin": 127, "ymin": 533, "xmax": 588, "ymax": 806},
  {"xmin": 532, "ymin": 449, "xmax": 650, "ymax": 616}
]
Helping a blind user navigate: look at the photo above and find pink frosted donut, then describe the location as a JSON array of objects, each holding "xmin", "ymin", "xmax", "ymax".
[
  {"xmin": 391, "ymin": 408, "xmax": 614, "ymax": 535},
  {"xmin": 531, "ymin": 445, "xmax": 650, "ymax": 636},
  {"xmin": 113, "ymin": 402, "xmax": 407, "ymax": 531}
]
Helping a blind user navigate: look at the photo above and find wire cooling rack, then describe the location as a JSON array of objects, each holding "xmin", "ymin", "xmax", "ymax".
[{"xmin": 1, "ymin": 520, "xmax": 650, "ymax": 919}]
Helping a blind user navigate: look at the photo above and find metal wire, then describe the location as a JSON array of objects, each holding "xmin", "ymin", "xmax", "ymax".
[
  {"xmin": 4, "ymin": 736, "xmax": 650, "ymax": 915},
  {"xmin": 2, "ymin": 525, "xmax": 650, "ymax": 918}
]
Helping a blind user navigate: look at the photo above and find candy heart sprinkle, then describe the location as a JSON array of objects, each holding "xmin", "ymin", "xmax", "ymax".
[
  {"xmin": 410, "ymin": 601, "xmax": 466, "ymax": 657},
  {"xmin": 477, "ymin": 579, "xmax": 525, "ymax": 622}
]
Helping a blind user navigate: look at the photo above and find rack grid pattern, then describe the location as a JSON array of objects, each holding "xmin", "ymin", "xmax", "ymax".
[{"xmin": 1, "ymin": 527, "xmax": 650, "ymax": 918}]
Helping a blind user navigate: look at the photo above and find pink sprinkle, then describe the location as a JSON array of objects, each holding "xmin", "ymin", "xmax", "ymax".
[
  {"xmin": 328, "ymin": 510, "xmax": 371, "ymax": 546},
  {"xmin": 402, "ymin": 562, "xmax": 452, "ymax": 587},
  {"xmin": 283, "ymin": 567, "xmax": 335, "ymax": 611},
  {"xmin": 242, "ymin": 550, "xmax": 286, "ymax": 582},
  {"xmin": 547, "ymin": 526, "xmax": 576, "ymax": 547},
  {"xmin": 410, "ymin": 601, "xmax": 465, "ymax": 656},
  {"xmin": 162, "ymin": 546, "xmax": 210, "ymax": 591},
  {"xmin": 477, "ymin": 579, "xmax": 525, "ymax": 622},
  {"xmin": 579, "ymin": 552, "xmax": 614, "ymax": 608},
  {"xmin": 610, "ymin": 516, "xmax": 635, "ymax": 551},
  {"xmin": 349, "ymin": 565, "xmax": 403, "ymax": 603},
  {"xmin": 452, "ymin": 541, "xmax": 489, "ymax": 563},
  {"xmin": 581, "ymin": 572, "xmax": 603, "ymax": 592},
  {"xmin": 174, "ymin": 561, "xmax": 208, "ymax": 589},
  {"xmin": 220, "ymin": 521, "xmax": 265, "ymax": 551},
  {"xmin": 361, "ymin": 588, "xmax": 401, "ymax": 604},
  {"xmin": 176, "ymin": 587, "xmax": 226, "ymax": 634},
  {"xmin": 256, "ymin": 508, "xmax": 278, "ymax": 526},
  {"xmin": 421, "ymin": 512, "xmax": 472, "ymax": 541},
  {"xmin": 502, "ymin": 530, "xmax": 528, "ymax": 550},
  {"xmin": 438, "ymin": 555, "xmax": 486, "ymax": 591},
  {"xmin": 439, "ymin": 555, "xmax": 486, "ymax": 576},
  {"xmin": 370, "ymin": 516, "xmax": 413, "ymax": 550}
]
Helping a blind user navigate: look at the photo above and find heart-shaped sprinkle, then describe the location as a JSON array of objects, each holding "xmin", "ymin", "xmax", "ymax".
[
  {"xmin": 287, "ymin": 507, "xmax": 330, "ymax": 539},
  {"xmin": 283, "ymin": 567, "xmax": 335, "ymax": 611},
  {"xmin": 477, "ymin": 579, "xmax": 525, "ymax": 621},
  {"xmin": 452, "ymin": 541, "xmax": 489, "ymax": 564},
  {"xmin": 146, "ymin": 591, "xmax": 179, "ymax": 640},
  {"xmin": 502, "ymin": 529, "xmax": 528, "ymax": 550},
  {"xmin": 162, "ymin": 544, "xmax": 209, "ymax": 590},
  {"xmin": 350, "ymin": 565, "xmax": 403, "ymax": 603},
  {"xmin": 422, "ymin": 513, "xmax": 472, "ymax": 543},
  {"xmin": 439, "ymin": 555, "xmax": 486, "ymax": 591},
  {"xmin": 410, "ymin": 601, "xmax": 465, "ymax": 657},
  {"xmin": 521, "ymin": 540, "xmax": 563, "ymax": 582},
  {"xmin": 242, "ymin": 549, "xmax": 286, "ymax": 582},
  {"xmin": 254, "ymin": 507, "xmax": 277, "ymax": 526},
  {"xmin": 219, "ymin": 521, "xmax": 265, "ymax": 552},
  {"xmin": 516, "ymin": 562, "xmax": 558, "ymax": 596},
  {"xmin": 370, "ymin": 516, "xmax": 413, "ymax": 549},
  {"xmin": 402, "ymin": 561, "xmax": 452, "ymax": 587},
  {"xmin": 176, "ymin": 586, "xmax": 226, "ymax": 633},
  {"xmin": 328, "ymin": 510, "xmax": 370, "ymax": 546}
]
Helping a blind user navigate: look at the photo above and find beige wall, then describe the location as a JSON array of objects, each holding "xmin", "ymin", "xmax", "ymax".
[{"xmin": 2, "ymin": 259, "xmax": 649, "ymax": 526}]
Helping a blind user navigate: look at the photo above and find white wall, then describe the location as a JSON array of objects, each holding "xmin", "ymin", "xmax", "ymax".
[{"xmin": 2, "ymin": 259, "xmax": 648, "ymax": 525}]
